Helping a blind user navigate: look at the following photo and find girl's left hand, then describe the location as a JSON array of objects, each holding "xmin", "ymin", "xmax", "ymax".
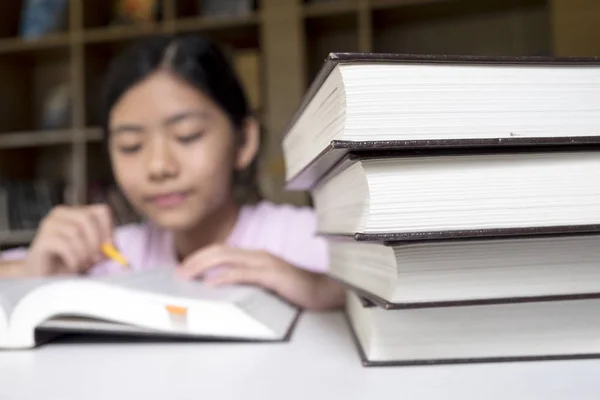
[{"xmin": 177, "ymin": 244, "xmax": 345, "ymax": 310}]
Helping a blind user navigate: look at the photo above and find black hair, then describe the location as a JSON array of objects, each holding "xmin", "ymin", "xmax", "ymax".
[{"xmin": 101, "ymin": 33, "xmax": 261, "ymax": 203}]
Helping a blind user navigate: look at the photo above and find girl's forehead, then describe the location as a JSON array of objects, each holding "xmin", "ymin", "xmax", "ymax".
[
  {"xmin": 112, "ymin": 110, "xmax": 213, "ymax": 134},
  {"xmin": 111, "ymin": 78, "xmax": 216, "ymax": 122}
]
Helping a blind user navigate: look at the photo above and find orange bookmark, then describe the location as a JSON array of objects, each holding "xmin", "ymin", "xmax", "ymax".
[
  {"xmin": 165, "ymin": 304, "xmax": 188, "ymax": 316},
  {"xmin": 165, "ymin": 304, "xmax": 189, "ymax": 328}
]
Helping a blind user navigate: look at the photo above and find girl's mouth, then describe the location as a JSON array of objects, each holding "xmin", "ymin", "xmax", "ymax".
[{"xmin": 148, "ymin": 191, "xmax": 191, "ymax": 208}]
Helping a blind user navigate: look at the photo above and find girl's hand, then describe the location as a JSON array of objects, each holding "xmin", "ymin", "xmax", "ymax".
[
  {"xmin": 24, "ymin": 204, "xmax": 114, "ymax": 277},
  {"xmin": 177, "ymin": 244, "xmax": 345, "ymax": 310}
]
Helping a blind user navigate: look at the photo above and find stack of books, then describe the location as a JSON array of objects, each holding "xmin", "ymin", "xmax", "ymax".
[{"xmin": 282, "ymin": 53, "xmax": 600, "ymax": 366}]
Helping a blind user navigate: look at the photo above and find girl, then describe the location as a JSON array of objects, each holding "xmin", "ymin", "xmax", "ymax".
[{"xmin": 0, "ymin": 34, "xmax": 345, "ymax": 311}]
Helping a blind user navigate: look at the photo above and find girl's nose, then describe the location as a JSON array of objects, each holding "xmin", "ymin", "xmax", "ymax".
[{"xmin": 147, "ymin": 137, "xmax": 179, "ymax": 181}]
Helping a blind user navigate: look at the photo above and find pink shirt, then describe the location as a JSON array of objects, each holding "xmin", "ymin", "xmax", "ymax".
[{"xmin": 1, "ymin": 201, "xmax": 329, "ymax": 276}]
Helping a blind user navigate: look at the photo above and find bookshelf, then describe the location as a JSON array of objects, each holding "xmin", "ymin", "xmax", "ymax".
[{"xmin": 0, "ymin": 0, "xmax": 597, "ymax": 246}]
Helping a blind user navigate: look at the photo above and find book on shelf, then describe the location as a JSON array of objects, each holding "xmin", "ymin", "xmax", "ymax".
[
  {"xmin": 311, "ymin": 147, "xmax": 600, "ymax": 240},
  {"xmin": 0, "ymin": 180, "xmax": 65, "ymax": 233},
  {"xmin": 346, "ymin": 291, "xmax": 600, "ymax": 366},
  {"xmin": 0, "ymin": 269, "xmax": 300, "ymax": 350},
  {"xmin": 19, "ymin": 0, "xmax": 68, "ymax": 39},
  {"xmin": 282, "ymin": 53, "xmax": 600, "ymax": 190},
  {"xmin": 112, "ymin": 0, "xmax": 162, "ymax": 25},
  {"xmin": 327, "ymin": 234, "xmax": 600, "ymax": 308}
]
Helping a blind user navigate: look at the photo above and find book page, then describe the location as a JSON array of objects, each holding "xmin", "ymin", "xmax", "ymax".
[
  {"xmin": 0, "ymin": 269, "xmax": 264, "ymax": 318},
  {"xmin": 101, "ymin": 269, "xmax": 298, "ymax": 339},
  {"xmin": 237, "ymin": 290, "xmax": 298, "ymax": 338},
  {"xmin": 0, "ymin": 269, "xmax": 266, "ymax": 319},
  {"xmin": 0, "ymin": 276, "xmax": 65, "ymax": 318},
  {"xmin": 96, "ymin": 268, "xmax": 259, "ymax": 304}
]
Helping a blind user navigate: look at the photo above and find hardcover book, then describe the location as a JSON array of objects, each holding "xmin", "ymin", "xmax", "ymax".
[{"xmin": 282, "ymin": 53, "xmax": 600, "ymax": 190}]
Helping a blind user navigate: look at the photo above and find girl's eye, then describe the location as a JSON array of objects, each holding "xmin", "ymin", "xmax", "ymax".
[
  {"xmin": 118, "ymin": 144, "xmax": 142, "ymax": 154},
  {"xmin": 177, "ymin": 131, "xmax": 204, "ymax": 144}
]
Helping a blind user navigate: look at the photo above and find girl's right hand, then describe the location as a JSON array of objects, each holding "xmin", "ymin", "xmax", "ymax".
[{"xmin": 24, "ymin": 204, "xmax": 114, "ymax": 276}]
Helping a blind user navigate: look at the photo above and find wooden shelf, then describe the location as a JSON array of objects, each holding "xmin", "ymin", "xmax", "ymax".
[
  {"xmin": 84, "ymin": 128, "xmax": 103, "ymax": 142},
  {"xmin": 369, "ymin": 0, "xmax": 451, "ymax": 10},
  {"xmin": 174, "ymin": 13, "xmax": 261, "ymax": 32},
  {"xmin": 0, "ymin": 128, "xmax": 102, "ymax": 149},
  {"xmin": 83, "ymin": 24, "xmax": 165, "ymax": 44},
  {"xmin": 302, "ymin": 0, "xmax": 451, "ymax": 17},
  {"xmin": 0, "ymin": 230, "xmax": 36, "ymax": 246},
  {"xmin": 0, "ymin": 130, "xmax": 73, "ymax": 149},
  {"xmin": 0, "ymin": 18, "xmax": 262, "ymax": 53},
  {"xmin": 303, "ymin": 0, "xmax": 359, "ymax": 18},
  {"xmin": 0, "ymin": 33, "xmax": 70, "ymax": 55}
]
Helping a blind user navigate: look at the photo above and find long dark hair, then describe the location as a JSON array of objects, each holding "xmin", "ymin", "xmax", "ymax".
[{"xmin": 101, "ymin": 33, "xmax": 261, "ymax": 204}]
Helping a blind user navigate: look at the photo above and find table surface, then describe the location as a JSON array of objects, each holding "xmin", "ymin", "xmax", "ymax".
[{"xmin": 1, "ymin": 311, "xmax": 599, "ymax": 400}]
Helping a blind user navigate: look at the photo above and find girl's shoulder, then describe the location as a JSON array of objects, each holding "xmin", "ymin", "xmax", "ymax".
[
  {"xmin": 233, "ymin": 200, "xmax": 318, "ymax": 240},
  {"xmin": 231, "ymin": 200, "xmax": 328, "ymax": 272}
]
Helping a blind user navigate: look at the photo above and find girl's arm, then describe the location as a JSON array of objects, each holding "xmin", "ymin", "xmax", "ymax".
[
  {"xmin": 0, "ymin": 204, "xmax": 115, "ymax": 279},
  {"xmin": 312, "ymin": 273, "xmax": 346, "ymax": 310},
  {"xmin": 178, "ymin": 244, "xmax": 346, "ymax": 310},
  {"xmin": 0, "ymin": 260, "xmax": 27, "ymax": 278}
]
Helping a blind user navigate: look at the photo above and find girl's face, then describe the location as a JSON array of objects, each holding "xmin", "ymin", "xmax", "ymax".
[{"xmin": 107, "ymin": 70, "xmax": 257, "ymax": 231}]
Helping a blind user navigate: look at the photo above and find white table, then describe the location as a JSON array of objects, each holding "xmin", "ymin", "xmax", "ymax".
[{"xmin": 1, "ymin": 311, "xmax": 599, "ymax": 400}]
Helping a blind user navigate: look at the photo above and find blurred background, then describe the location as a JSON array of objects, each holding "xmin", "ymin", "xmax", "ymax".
[{"xmin": 0, "ymin": 0, "xmax": 594, "ymax": 248}]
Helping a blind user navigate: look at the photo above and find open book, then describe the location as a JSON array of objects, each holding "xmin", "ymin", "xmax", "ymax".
[
  {"xmin": 282, "ymin": 53, "xmax": 600, "ymax": 190},
  {"xmin": 0, "ymin": 269, "xmax": 300, "ymax": 349}
]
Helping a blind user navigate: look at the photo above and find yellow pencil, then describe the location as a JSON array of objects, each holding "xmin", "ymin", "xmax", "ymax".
[{"xmin": 101, "ymin": 242, "xmax": 130, "ymax": 268}]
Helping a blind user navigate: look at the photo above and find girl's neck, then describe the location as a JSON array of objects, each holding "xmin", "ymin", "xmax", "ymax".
[{"xmin": 173, "ymin": 199, "xmax": 240, "ymax": 261}]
